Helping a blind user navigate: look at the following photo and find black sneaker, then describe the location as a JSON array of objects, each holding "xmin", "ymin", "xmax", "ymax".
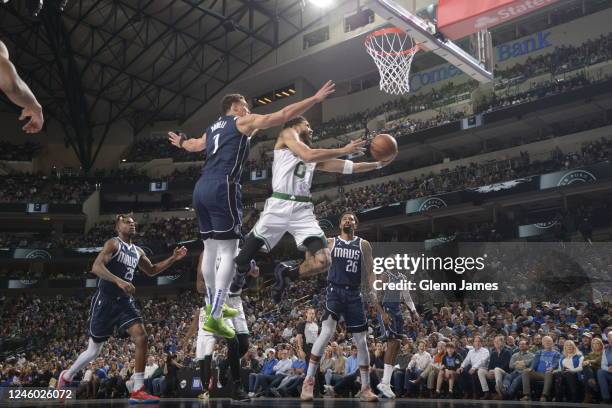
[
  {"xmin": 272, "ymin": 262, "xmax": 296, "ymax": 302},
  {"xmin": 231, "ymin": 384, "xmax": 250, "ymax": 402},
  {"xmin": 230, "ymin": 269, "xmax": 247, "ymax": 293}
]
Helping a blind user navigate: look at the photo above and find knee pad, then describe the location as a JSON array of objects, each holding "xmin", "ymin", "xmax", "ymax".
[
  {"xmin": 88, "ymin": 338, "xmax": 104, "ymax": 358},
  {"xmin": 352, "ymin": 331, "xmax": 370, "ymax": 367},
  {"xmin": 310, "ymin": 315, "xmax": 337, "ymax": 358},
  {"xmin": 235, "ymin": 234, "xmax": 264, "ymax": 273}
]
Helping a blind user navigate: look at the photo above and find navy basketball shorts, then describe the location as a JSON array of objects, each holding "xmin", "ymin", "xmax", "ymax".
[
  {"xmin": 322, "ymin": 284, "xmax": 367, "ymax": 333},
  {"xmin": 193, "ymin": 175, "xmax": 242, "ymax": 240},
  {"xmin": 88, "ymin": 291, "xmax": 143, "ymax": 343},
  {"xmin": 382, "ymin": 302, "xmax": 405, "ymax": 339}
]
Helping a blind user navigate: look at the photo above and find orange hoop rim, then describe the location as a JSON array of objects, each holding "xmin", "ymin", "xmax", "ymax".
[{"xmin": 364, "ymin": 27, "xmax": 420, "ymax": 57}]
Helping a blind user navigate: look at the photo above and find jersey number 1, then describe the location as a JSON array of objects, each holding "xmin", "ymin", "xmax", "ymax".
[{"xmin": 211, "ymin": 134, "xmax": 220, "ymax": 155}]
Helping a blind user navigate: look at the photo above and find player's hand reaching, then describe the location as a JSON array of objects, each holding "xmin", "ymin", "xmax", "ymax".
[
  {"xmin": 117, "ymin": 279, "xmax": 135, "ymax": 295},
  {"xmin": 313, "ymin": 80, "xmax": 335, "ymax": 103},
  {"xmin": 168, "ymin": 132, "xmax": 184, "ymax": 149},
  {"xmin": 341, "ymin": 138, "xmax": 367, "ymax": 155},
  {"xmin": 20, "ymin": 104, "xmax": 44, "ymax": 133},
  {"xmin": 172, "ymin": 246, "xmax": 188, "ymax": 261}
]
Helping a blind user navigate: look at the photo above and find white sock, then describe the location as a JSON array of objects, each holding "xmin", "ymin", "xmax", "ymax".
[
  {"xmin": 66, "ymin": 338, "xmax": 103, "ymax": 381},
  {"xmin": 133, "ymin": 372, "xmax": 144, "ymax": 390},
  {"xmin": 211, "ymin": 239, "xmax": 238, "ymax": 319},
  {"xmin": 382, "ymin": 364, "xmax": 394, "ymax": 385},
  {"xmin": 306, "ymin": 360, "xmax": 319, "ymax": 378},
  {"xmin": 360, "ymin": 368, "xmax": 370, "ymax": 387}
]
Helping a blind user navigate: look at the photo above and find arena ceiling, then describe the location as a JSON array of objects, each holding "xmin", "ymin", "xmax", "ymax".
[{"xmin": 0, "ymin": 0, "xmax": 335, "ymax": 171}]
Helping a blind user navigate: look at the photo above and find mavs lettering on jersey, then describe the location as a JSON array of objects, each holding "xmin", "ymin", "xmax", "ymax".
[
  {"xmin": 99, "ymin": 238, "xmax": 141, "ymax": 297},
  {"xmin": 328, "ymin": 236, "xmax": 362, "ymax": 288},
  {"xmin": 202, "ymin": 115, "xmax": 250, "ymax": 182}
]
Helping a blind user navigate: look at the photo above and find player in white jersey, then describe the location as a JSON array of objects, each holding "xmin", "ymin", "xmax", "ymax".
[
  {"xmin": 234, "ymin": 116, "xmax": 396, "ymax": 299},
  {"xmin": 184, "ymin": 250, "xmax": 258, "ymax": 401}
]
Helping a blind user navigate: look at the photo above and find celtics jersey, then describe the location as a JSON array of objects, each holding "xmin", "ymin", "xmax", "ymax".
[{"xmin": 271, "ymin": 149, "xmax": 315, "ymax": 197}]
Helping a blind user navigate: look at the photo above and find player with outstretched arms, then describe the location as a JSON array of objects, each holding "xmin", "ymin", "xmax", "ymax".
[
  {"xmin": 57, "ymin": 214, "xmax": 187, "ymax": 404},
  {"xmin": 168, "ymin": 82, "xmax": 335, "ymax": 340}
]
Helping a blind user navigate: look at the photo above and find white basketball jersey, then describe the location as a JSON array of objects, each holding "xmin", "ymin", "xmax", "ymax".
[{"xmin": 271, "ymin": 148, "xmax": 316, "ymax": 197}]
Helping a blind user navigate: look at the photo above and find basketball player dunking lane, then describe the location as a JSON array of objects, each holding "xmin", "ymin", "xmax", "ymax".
[
  {"xmin": 57, "ymin": 214, "xmax": 187, "ymax": 404},
  {"xmin": 168, "ymin": 81, "xmax": 335, "ymax": 340},
  {"xmin": 233, "ymin": 116, "xmax": 394, "ymax": 293}
]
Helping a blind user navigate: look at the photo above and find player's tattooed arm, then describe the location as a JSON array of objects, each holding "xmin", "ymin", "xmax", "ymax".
[
  {"xmin": 92, "ymin": 239, "xmax": 135, "ymax": 295},
  {"xmin": 137, "ymin": 246, "xmax": 188, "ymax": 276},
  {"xmin": 168, "ymin": 132, "xmax": 206, "ymax": 152},
  {"xmin": 237, "ymin": 80, "xmax": 335, "ymax": 135},
  {"xmin": 282, "ymin": 129, "xmax": 366, "ymax": 163}
]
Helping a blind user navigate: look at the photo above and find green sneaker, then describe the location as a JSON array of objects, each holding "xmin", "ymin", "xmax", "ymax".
[
  {"xmin": 202, "ymin": 315, "xmax": 235, "ymax": 339},
  {"xmin": 204, "ymin": 303, "xmax": 239, "ymax": 318}
]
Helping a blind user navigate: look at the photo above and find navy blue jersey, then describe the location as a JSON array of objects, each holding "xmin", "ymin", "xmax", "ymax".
[
  {"xmin": 98, "ymin": 238, "xmax": 141, "ymax": 298},
  {"xmin": 381, "ymin": 269, "xmax": 403, "ymax": 305},
  {"xmin": 328, "ymin": 236, "xmax": 362, "ymax": 288},
  {"xmin": 202, "ymin": 115, "xmax": 250, "ymax": 182}
]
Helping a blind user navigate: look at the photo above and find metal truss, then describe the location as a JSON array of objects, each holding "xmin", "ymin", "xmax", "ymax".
[{"xmin": 0, "ymin": 0, "xmax": 328, "ymax": 171}]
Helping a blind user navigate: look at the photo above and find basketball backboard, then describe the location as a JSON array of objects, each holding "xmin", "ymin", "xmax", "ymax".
[{"xmin": 368, "ymin": 0, "xmax": 494, "ymax": 84}]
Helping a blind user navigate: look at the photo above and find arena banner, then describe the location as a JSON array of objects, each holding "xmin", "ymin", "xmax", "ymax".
[
  {"xmin": 539, "ymin": 161, "xmax": 612, "ymax": 190},
  {"xmin": 7, "ymin": 279, "xmax": 42, "ymax": 289},
  {"xmin": 517, "ymin": 220, "xmax": 559, "ymax": 238},
  {"xmin": 405, "ymin": 162, "xmax": 611, "ymax": 215},
  {"xmin": 369, "ymin": 242, "xmax": 610, "ymax": 304},
  {"xmin": 437, "ymin": 0, "xmax": 560, "ymax": 40},
  {"xmin": 405, "ymin": 192, "xmax": 463, "ymax": 215}
]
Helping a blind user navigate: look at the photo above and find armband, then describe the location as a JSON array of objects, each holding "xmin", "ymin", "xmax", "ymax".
[{"xmin": 342, "ymin": 160, "xmax": 354, "ymax": 174}]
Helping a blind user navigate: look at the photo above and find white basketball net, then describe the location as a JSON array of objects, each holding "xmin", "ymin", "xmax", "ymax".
[{"xmin": 365, "ymin": 28, "xmax": 419, "ymax": 95}]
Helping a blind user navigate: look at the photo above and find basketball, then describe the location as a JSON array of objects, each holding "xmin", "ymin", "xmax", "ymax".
[{"xmin": 370, "ymin": 134, "xmax": 397, "ymax": 162}]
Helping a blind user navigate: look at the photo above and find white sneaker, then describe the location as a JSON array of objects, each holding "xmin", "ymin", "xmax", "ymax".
[
  {"xmin": 377, "ymin": 382, "xmax": 396, "ymax": 399},
  {"xmin": 324, "ymin": 385, "xmax": 336, "ymax": 398},
  {"xmin": 247, "ymin": 392, "xmax": 255, "ymax": 398}
]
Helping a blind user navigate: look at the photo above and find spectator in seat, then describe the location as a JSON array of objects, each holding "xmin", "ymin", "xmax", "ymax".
[
  {"xmin": 320, "ymin": 346, "xmax": 344, "ymax": 388},
  {"xmin": 502, "ymin": 339, "xmax": 534, "ymax": 399},
  {"xmin": 403, "ymin": 340, "xmax": 432, "ymax": 397},
  {"xmin": 480, "ymin": 334, "xmax": 512, "ymax": 399},
  {"xmin": 580, "ymin": 332, "xmax": 593, "ymax": 355},
  {"xmin": 248, "ymin": 349, "xmax": 277, "ymax": 397},
  {"xmin": 554, "ymin": 339, "xmax": 583, "ymax": 402},
  {"xmin": 435, "ymin": 342, "xmax": 462, "ymax": 397},
  {"xmin": 143, "ymin": 356, "xmax": 158, "ymax": 394},
  {"xmin": 582, "ymin": 337, "xmax": 603, "ymax": 403},
  {"xmin": 270, "ymin": 342, "xmax": 307, "ymax": 397},
  {"xmin": 240, "ymin": 348, "xmax": 260, "ymax": 394},
  {"xmin": 521, "ymin": 335, "xmax": 560, "ymax": 402},
  {"xmin": 457, "ymin": 335, "xmax": 490, "ymax": 399},
  {"xmin": 596, "ymin": 331, "xmax": 612, "ymax": 404},
  {"xmin": 413, "ymin": 340, "xmax": 445, "ymax": 397}
]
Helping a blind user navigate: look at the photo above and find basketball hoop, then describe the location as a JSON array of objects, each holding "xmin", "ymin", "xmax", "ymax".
[{"xmin": 365, "ymin": 27, "xmax": 419, "ymax": 95}]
